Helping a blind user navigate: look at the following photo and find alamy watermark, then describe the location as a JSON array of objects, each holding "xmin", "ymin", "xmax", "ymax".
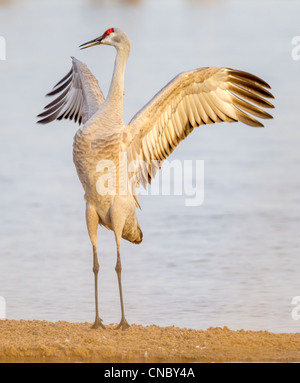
[
  {"xmin": 291, "ymin": 36, "xmax": 300, "ymax": 60},
  {"xmin": 0, "ymin": 296, "xmax": 6, "ymax": 319},
  {"xmin": 291, "ymin": 296, "xmax": 300, "ymax": 321},
  {"xmin": 0, "ymin": 36, "xmax": 6, "ymax": 60},
  {"xmin": 95, "ymin": 153, "xmax": 204, "ymax": 206}
]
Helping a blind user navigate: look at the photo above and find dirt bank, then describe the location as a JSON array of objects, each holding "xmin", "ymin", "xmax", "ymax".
[{"xmin": 0, "ymin": 320, "xmax": 299, "ymax": 363}]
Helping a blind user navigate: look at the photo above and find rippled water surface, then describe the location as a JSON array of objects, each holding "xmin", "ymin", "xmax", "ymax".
[{"xmin": 0, "ymin": 0, "xmax": 300, "ymax": 332}]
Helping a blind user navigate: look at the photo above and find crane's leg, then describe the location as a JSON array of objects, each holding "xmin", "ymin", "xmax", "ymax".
[
  {"xmin": 110, "ymin": 202, "xmax": 130, "ymax": 330},
  {"xmin": 114, "ymin": 234, "xmax": 130, "ymax": 330},
  {"xmin": 86, "ymin": 203, "xmax": 105, "ymax": 329},
  {"xmin": 115, "ymin": 237, "xmax": 129, "ymax": 330}
]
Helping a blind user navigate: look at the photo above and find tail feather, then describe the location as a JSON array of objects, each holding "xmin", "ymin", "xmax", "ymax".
[{"xmin": 122, "ymin": 223, "xmax": 143, "ymax": 244}]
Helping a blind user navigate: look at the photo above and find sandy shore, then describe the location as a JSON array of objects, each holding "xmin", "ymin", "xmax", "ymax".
[{"xmin": 0, "ymin": 320, "xmax": 299, "ymax": 363}]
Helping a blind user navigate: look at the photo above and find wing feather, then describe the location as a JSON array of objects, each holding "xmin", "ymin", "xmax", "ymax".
[
  {"xmin": 126, "ymin": 67, "xmax": 274, "ymax": 196},
  {"xmin": 37, "ymin": 57, "xmax": 105, "ymax": 125}
]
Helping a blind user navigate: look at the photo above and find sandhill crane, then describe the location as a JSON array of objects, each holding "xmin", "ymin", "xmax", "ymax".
[{"xmin": 37, "ymin": 27, "xmax": 274, "ymax": 330}]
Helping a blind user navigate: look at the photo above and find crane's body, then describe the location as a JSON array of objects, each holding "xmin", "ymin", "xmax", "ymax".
[
  {"xmin": 73, "ymin": 118, "xmax": 142, "ymax": 243},
  {"xmin": 38, "ymin": 28, "xmax": 274, "ymax": 330}
]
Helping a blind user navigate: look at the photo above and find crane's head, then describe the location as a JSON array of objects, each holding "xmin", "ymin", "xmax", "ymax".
[{"xmin": 79, "ymin": 28, "xmax": 131, "ymax": 52}]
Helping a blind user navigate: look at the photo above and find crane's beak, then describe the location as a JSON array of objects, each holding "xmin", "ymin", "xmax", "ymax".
[{"xmin": 79, "ymin": 36, "xmax": 103, "ymax": 50}]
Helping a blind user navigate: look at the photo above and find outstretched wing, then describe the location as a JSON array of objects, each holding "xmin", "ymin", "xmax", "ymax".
[
  {"xmin": 127, "ymin": 67, "xmax": 274, "ymax": 189},
  {"xmin": 37, "ymin": 57, "xmax": 105, "ymax": 125}
]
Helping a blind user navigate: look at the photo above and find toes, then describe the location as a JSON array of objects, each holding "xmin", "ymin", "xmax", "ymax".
[
  {"xmin": 115, "ymin": 318, "xmax": 130, "ymax": 331},
  {"xmin": 91, "ymin": 317, "xmax": 106, "ymax": 329}
]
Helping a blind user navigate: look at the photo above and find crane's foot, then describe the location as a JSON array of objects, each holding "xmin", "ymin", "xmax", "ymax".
[
  {"xmin": 91, "ymin": 316, "xmax": 106, "ymax": 330},
  {"xmin": 115, "ymin": 317, "xmax": 130, "ymax": 331}
]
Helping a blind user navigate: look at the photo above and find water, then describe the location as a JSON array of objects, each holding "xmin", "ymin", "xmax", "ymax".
[{"xmin": 0, "ymin": 0, "xmax": 300, "ymax": 333}]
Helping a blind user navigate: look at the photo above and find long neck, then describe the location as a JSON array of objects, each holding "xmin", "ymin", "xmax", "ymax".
[{"xmin": 105, "ymin": 47, "xmax": 129, "ymax": 120}]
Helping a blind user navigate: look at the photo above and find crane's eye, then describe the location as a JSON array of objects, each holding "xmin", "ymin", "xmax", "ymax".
[{"xmin": 104, "ymin": 28, "xmax": 114, "ymax": 37}]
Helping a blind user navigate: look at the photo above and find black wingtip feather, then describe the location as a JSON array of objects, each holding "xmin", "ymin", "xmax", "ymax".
[
  {"xmin": 53, "ymin": 68, "xmax": 73, "ymax": 89},
  {"xmin": 46, "ymin": 75, "xmax": 72, "ymax": 96}
]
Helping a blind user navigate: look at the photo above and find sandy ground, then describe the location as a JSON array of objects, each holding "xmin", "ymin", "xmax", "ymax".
[{"xmin": 0, "ymin": 320, "xmax": 300, "ymax": 363}]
